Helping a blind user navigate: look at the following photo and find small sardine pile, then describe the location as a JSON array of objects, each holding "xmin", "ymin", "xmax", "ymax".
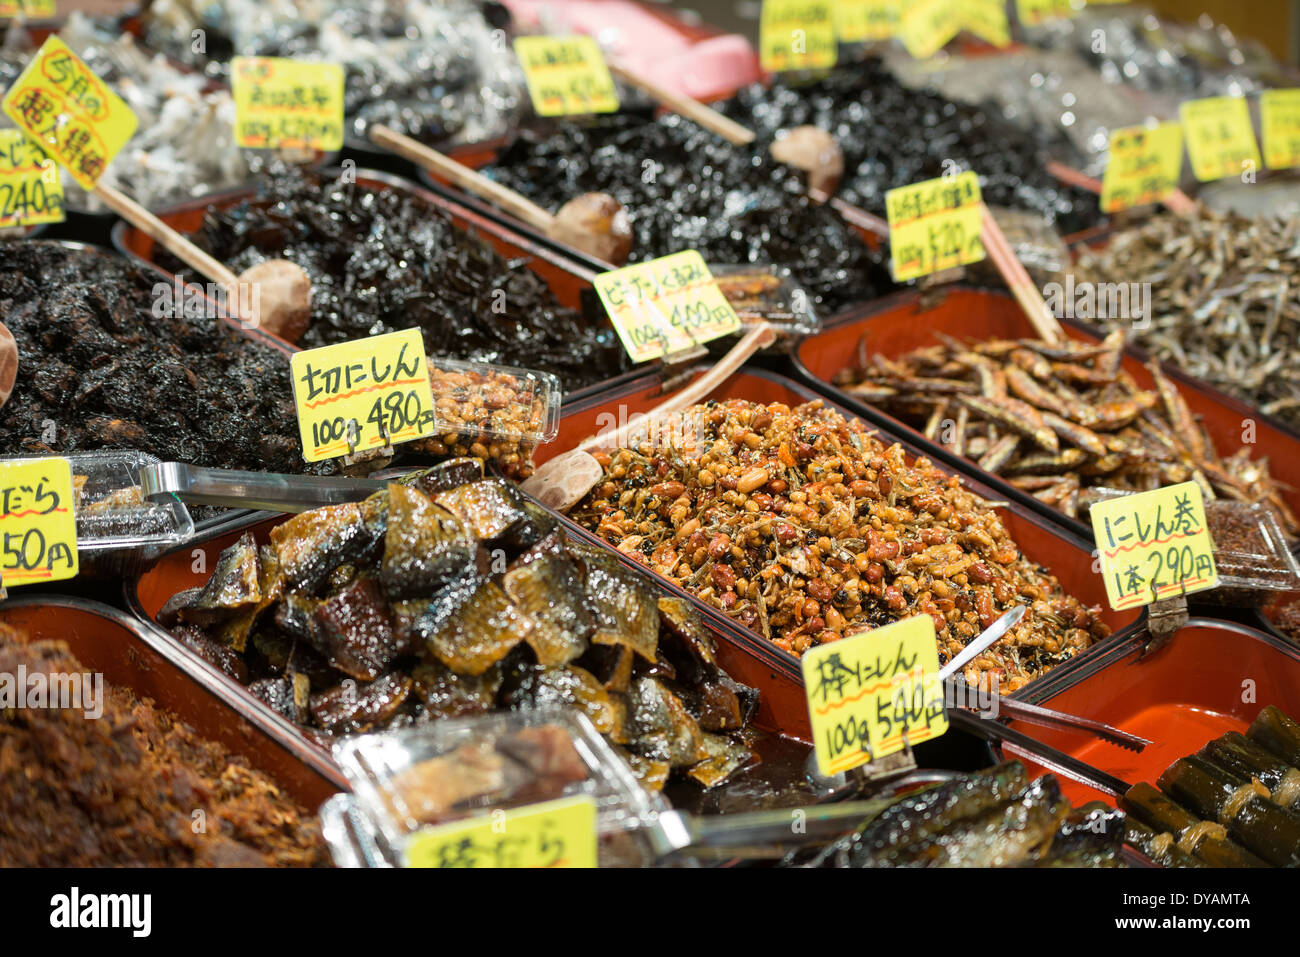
[
  {"xmin": 1075, "ymin": 210, "xmax": 1300, "ymax": 432},
  {"xmin": 836, "ymin": 331, "xmax": 1298, "ymax": 533}
]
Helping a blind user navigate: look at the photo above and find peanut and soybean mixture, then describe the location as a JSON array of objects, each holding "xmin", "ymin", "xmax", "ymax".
[{"xmin": 573, "ymin": 400, "xmax": 1111, "ymax": 691}]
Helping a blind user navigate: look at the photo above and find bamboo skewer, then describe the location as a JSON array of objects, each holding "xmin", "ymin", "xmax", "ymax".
[{"xmin": 1046, "ymin": 160, "xmax": 1198, "ymax": 216}]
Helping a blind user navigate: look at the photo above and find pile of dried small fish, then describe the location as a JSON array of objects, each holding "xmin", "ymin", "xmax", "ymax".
[
  {"xmin": 1075, "ymin": 210, "xmax": 1300, "ymax": 432},
  {"xmin": 158, "ymin": 461, "xmax": 760, "ymax": 791},
  {"xmin": 835, "ymin": 331, "xmax": 1298, "ymax": 532},
  {"xmin": 572, "ymin": 398, "xmax": 1110, "ymax": 691}
]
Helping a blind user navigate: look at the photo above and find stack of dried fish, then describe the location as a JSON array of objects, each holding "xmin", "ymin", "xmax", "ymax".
[
  {"xmin": 158, "ymin": 460, "xmax": 760, "ymax": 792},
  {"xmin": 1075, "ymin": 210, "xmax": 1300, "ymax": 431},
  {"xmin": 835, "ymin": 331, "xmax": 1298, "ymax": 532}
]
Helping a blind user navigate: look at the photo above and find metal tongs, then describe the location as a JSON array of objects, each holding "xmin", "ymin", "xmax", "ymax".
[{"xmin": 139, "ymin": 462, "xmax": 387, "ymax": 513}]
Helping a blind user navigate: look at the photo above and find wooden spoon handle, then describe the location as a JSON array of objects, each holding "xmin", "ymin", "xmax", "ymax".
[
  {"xmin": 607, "ymin": 62, "xmax": 756, "ymax": 147},
  {"xmin": 368, "ymin": 124, "xmax": 556, "ymax": 233},
  {"xmin": 94, "ymin": 182, "xmax": 240, "ymax": 287},
  {"xmin": 979, "ymin": 204, "xmax": 1066, "ymax": 346},
  {"xmin": 579, "ymin": 321, "xmax": 777, "ymax": 452}
]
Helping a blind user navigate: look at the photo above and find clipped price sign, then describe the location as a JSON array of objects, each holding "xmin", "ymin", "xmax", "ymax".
[
  {"xmin": 0, "ymin": 0, "xmax": 55, "ymax": 16},
  {"xmin": 1090, "ymin": 482, "xmax": 1219, "ymax": 611},
  {"xmin": 1261, "ymin": 89, "xmax": 1300, "ymax": 171},
  {"xmin": 405, "ymin": 795, "xmax": 597, "ymax": 868},
  {"xmin": 962, "ymin": 0, "xmax": 1011, "ymax": 48},
  {"xmin": 885, "ymin": 170, "xmax": 985, "ymax": 282},
  {"xmin": 1, "ymin": 36, "xmax": 137, "ymax": 190},
  {"xmin": 0, "ymin": 129, "xmax": 63, "ymax": 228},
  {"xmin": 803, "ymin": 615, "xmax": 947, "ymax": 777},
  {"xmin": 1015, "ymin": 0, "xmax": 1076, "ymax": 27},
  {"xmin": 1180, "ymin": 96, "xmax": 1261, "ymax": 182},
  {"xmin": 232, "ymin": 56, "xmax": 344, "ymax": 151},
  {"xmin": 0, "ymin": 458, "xmax": 77, "ymax": 588},
  {"xmin": 593, "ymin": 250, "xmax": 741, "ymax": 363},
  {"xmin": 898, "ymin": 0, "xmax": 962, "ymax": 59},
  {"xmin": 1099, "ymin": 122, "xmax": 1184, "ymax": 213},
  {"xmin": 290, "ymin": 328, "xmax": 437, "ymax": 463},
  {"xmin": 513, "ymin": 36, "xmax": 619, "ymax": 117},
  {"xmin": 834, "ymin": 0, "xmax": 899, "ymax": 43},
  {"xmin": 760, "ymin": 0, "xmax": 837, "ymax": 72}
]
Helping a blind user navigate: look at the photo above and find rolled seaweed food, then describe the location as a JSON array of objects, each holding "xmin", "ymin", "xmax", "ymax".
[
  {"xmin": 1158, "ymin": 756, "xmax": 1300, "ymax": 867},
  {"xmin": 1248, "ymin": 706, "xmax": 1300, "ymax": 768},
  {"xmin": 1120, "ymin": 782, "xmax": 1265, "ymax": 867},
  {"xmin": 1202, "ymin": 731, "xmax": 1300, "ymax": 810}
]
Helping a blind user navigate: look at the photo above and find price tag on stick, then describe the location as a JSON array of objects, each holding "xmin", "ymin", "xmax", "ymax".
[
  {"xmin": 760, "ymin": 0, "xmax": 837, "ymax": 72},
  {"xmin": 1090, "ymin": 482, "xmax": 1219, "ymax": 611},
  {"xmin": 885, "ymin": 171, "xmax": 986, "ymax": 282},
  {"xmin": 232, "ymin": 56, "xmax": 344, "ymax": 151},
  {"xmin": 1015, "ymin": 0, "xmax": 1076, "ymax": 27},
  {"xmin": 404, "ymin": 795, "xmax": 597, "ymax": 868},
  {"xmin": 802, "ymin": 614, "xmax": 948, "ymax": 778},
  {"xmin": 0, "ymin": 458, "xmax": 78, "ymax": 588},
  {"xmin": 513, "ymin": 36, "xmax": 619, "ymax": 117},
  {"xmin": 1099, "ymin": 122, "xmax": 1184, "ymax": 213},
  {"xmin": 1, "ymin": 36, "xmax": 138, "ymax": 190},
  {"xmin": 0, "ymin": 130, "xmax": 63, "ymax": 228},
  {"xmin": 290, "ymin": 328, "xmax": 438, "ymax": 463},
  {"xmin": 961, "ymin": 0, "xmax": 1011, "ymax": 49},
  {"xmin": 834, "ymin": 0, "xmax": 899, "ymax": 43},
  {"xmin": 1180, "ymin": 96, "xmax": 1262, "ymax": 183},
  {"xmin": 898, "ymin": 0, "xmax": 962, "ymax": 59},
  {"xmin": 1261, "ymin": 89, "xmax": 1300, "ymax": 171},
  {"xmin": 0, "ymin": 0, "xmax": 56, "ymax": 17}
]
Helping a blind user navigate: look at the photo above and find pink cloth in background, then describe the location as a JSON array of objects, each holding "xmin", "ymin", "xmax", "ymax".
[{"xmin": 503, "ymin": 0, "xmax": 760, "ymax": 101}]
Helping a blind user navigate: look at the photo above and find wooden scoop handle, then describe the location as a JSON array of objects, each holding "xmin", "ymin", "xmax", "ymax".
[
  {"xmin": 607, "ymin": 62, "xmax": 756, "ymax": 147},
  {"xmin": 368, "ymin": 124, "xmax": 557, "ymax": 233},
  {"xmin": 979, "ymin": 204, "xmax": 1066, "ymax": 346},
  {"xmin": 93, "ymin": 182, "xmax": 240, "ymax": 288}
]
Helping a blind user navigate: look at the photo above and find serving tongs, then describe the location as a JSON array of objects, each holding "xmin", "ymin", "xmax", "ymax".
[{"xmin": 139, "ymin": 461, "xmax": 387, "ymax": 513}]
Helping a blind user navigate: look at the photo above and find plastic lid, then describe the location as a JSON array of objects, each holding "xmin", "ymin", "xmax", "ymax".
[
  {"xmin": 427, "ymin": 357, "xmax": 562, "ymax": 448},
  {"xmin": 707, "ymin": 263, "xmax": 821, "ymax": 337}
]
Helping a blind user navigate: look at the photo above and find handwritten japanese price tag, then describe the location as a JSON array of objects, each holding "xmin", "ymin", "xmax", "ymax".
[
  {"xmin": 1261, "ymin": 89, "xmax": 1300, "ymax": 171},
  {"xmin": 834, "ymin": 0, "xmax": 899, "ymax": 42},
  {"xmin": 0, "ymin": 129, "xmax": 63, "ymax": 228},
  {"xmin": 404, "ymin": 796, "xmax": 597, "ymax": 868},
  {"xmin": 1, "ymin": 36, "xmax": 137, "ymax": 190},
  {"xmin": 802, "ymin": 615, "xmax": 947, "ymax": 777},
  {"xmin": 898, "ymin": 0, "xmax": 962, "ymax": 59},
  {"xmin": 513, "ymin": 36, "xmax": 619, "ymax": 117},
  {"xmin": 1180, "ymin": 96, "xmax": 1261, "ymax": 182},
  {"xmin": 290, "ymin": 328, "xmax": 437, "ymax": 463},
  {"xmin": 760, "ymin": 0, "xmax": 837, "ymax": 72},
  {"xmin": 962, "ymin": 0, "xmax": 1011, "ymax": 48},
  {"xmin": 232, "ymin": 56, "xmax": 344, "ymax": 151},
  {"xmin": 0, "ymin": 0, "xmax": 56, "ymax": 17},
  {"xmin": 1090, "ymin": 482, "xmax": 1218, "ymax": 611},
  {"xmin": 593, "ymin": 250, "xmax": 741, "ymax": 363},
  {"xmin": 0, "ymin": 458, "xmax": 77, "ymax": 587},
  {"xmin": 1099, "ymin": 122, "xmax": 1184, "ymax": 213},
  {"xmin": 1015, "ymin": 0, "xmax": 1077, "ymax": 27},
  {"xmin": 885, "ymin": 170, "xmax": 985, "ymax": 282}
]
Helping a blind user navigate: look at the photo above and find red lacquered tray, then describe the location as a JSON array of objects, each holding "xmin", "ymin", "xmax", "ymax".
[
  {"xmin": 1001, "ymin": 617, "xmax": 1300, "ymax": 808},
  {"xmin": 792, "ymin": 286, "xmax": 1300, "ymax": 542},
  {"xmin": 0, "ymin": 595, "xmax": 344, "ymax": 809}
]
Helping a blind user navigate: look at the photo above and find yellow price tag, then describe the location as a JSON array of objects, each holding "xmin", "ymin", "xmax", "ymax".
[
  {"xmin": 1261, "ymin": 89, "xmax": 1300, "ymax": 171},
  {"xmin": 962, "ymin": 0, "xmax": 1011, "ymax": 48},
  {"xmin": 760, "ymin": 0, "xmax": 838, "ymax": 72},
  {"xmin": 1, "ymin": 36, "xmax": 137, "ymax": 190},
  {"xmin": 1090, "ymin": 482, "xmax": 1219, "ymax": 611},
  {"xmin": 0, "ymin": 458, "xmax": 78, "ymax": 588},
  {"xmin": 232, "ymin": 56, "xmax": 344, "ymax": 151},
  {"xmin": 803, "ymin": 615, "xmax": 947, "ymax": 778},
  {"xmin": 834, "ymin": 0, "xmax": 899, "ymax": 42},
  {"xmin": 1016, "ymin": 0, "xmax": 1077, "ymax": 27},
  {"xmin": 898, "ymin": 0, "xmax": 962, "ymax": 59},
  {"xmin": 290, "ymin": 328, "xmax": 437, "ymax": 463},
  {"xmin": 1099, "ymin": 122, "xmax": 1184, "ymax": 213},
  {"xmin": 1180, "ymin": 96, "xmax": 1261, "ymax": 182},
  {"xmin": 885, "ymin": 170, "xmax": 985, "ymax": 282},
  {"xmin": 404, "ymin": 795, "xmax": 597, "ymax": 868},
  {"xmin": 0, "ymin": 130, "xmax": 64, "ymax": 228},
  {"xmin": 593, "ymin": 250, "xmax": 742, "ymax": 363},
  {"xmin": 0, "ymin": 0, "xmax": 55, "ymax": 16},
  {"xmin": 513, "ymin": 36, "xmax": 619, "ymax": 117}
]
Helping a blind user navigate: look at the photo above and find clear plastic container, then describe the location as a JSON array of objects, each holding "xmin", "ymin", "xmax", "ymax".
[
  {"xmin": 707, "ymin": 264, "xmax": 821, "ymax": 337},
  {"xmin": 327, "ymin": 708, "xmax": 667, "ymax": 868}
]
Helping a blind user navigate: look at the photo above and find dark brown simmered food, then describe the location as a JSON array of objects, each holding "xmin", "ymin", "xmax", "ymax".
[
  {"xmin": 0, "ymin": 623, "xmax": 326, "ymax": 867},
  {"xmin": 160, "ymin": 461, "xmax": 760, "ymax": 791}
]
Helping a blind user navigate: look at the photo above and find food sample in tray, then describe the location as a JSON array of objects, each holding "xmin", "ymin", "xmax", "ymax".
[
  {"xmin": 164, "ymin": 169, "xmax": 629, "ymax": 391},
  {"xmin": 570, "ymin": 398, "xmax": 1111, "ymax": 691},
  {"xmin": 1121, "ymin": 706, "xmax": 1300, "ymax": 868},
  {"xmin": 718, "ymin": 61, "xmax": 1103, "ymax": 237},
  {"xmin": 0, "ymin": 242, "xmax": 315, "ymax": 474},
  {"xmin": 158, "ymin": 462, "xmax": 761, "ymax": 791},
  {"xmin": 483, "ymin": 113, "xmax": 893, "ymax": 316},
  {"xmin": 0, "ymin": 623, "xmax": 326, "ymax": 867},
  {"xmin": 834, "ymin": 331, "xmax": 1298, "ymax": 533},
  {"xmin": 1074, "ymin": 211, "xmax": 1300, "ymax": 432}
]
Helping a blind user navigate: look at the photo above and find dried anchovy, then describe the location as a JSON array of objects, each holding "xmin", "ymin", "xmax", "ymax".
[
  {"xmin": 835, "ymin": 331, "xmax": 1299, "ymax": 534},
  {"xmin": 719, "ymin": 60, "xmax": 1102, "ymax": 236},
  {"xmin": 485, "ymin": 112, "xmax": 893, "ymax": 315},
  {"xmin": 163, "ymin": 168, "xmax": 629, "ymax": 391},
  {"xmin": 1076, "ymin": 209, "xmax": 1300, "ymax": 432},
  {"xmin": 572, "ymin": 399, "xmax": 1111, "ymax": 692}
]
